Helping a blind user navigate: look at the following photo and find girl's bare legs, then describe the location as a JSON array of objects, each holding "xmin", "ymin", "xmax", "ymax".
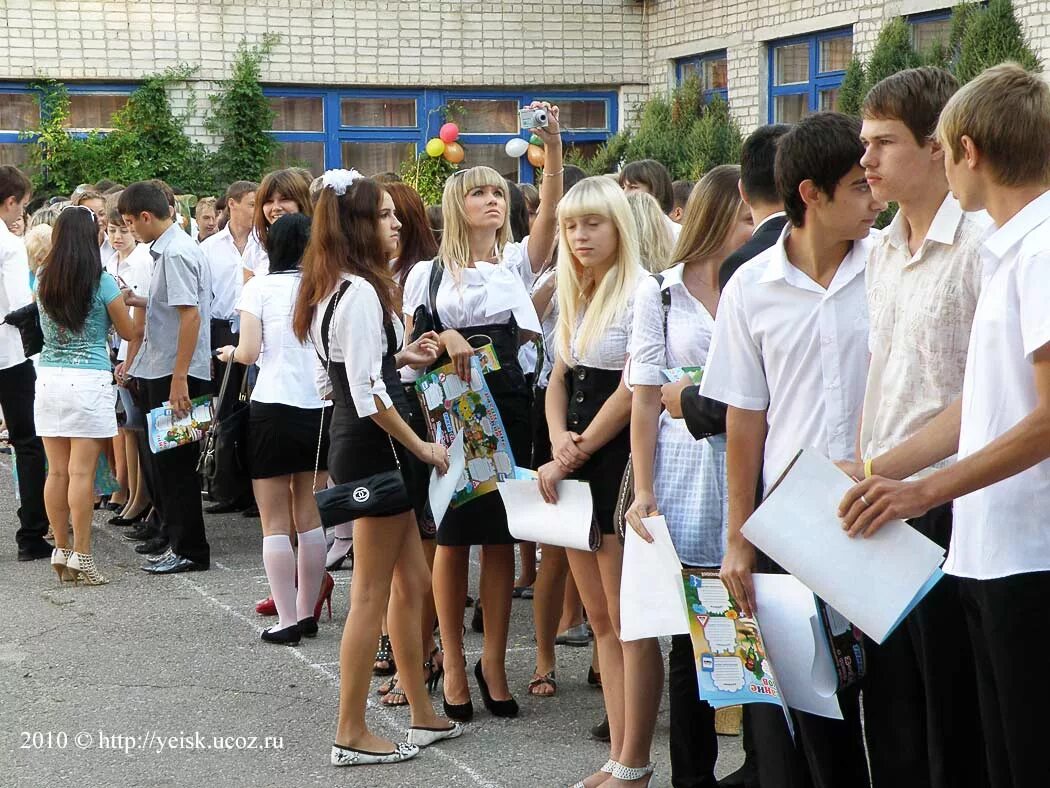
[
  {"xmin": 41, "ymin": 437, "xmax": 72, "ymax": 551},
  {"xmin": 479, "ymin": 543, "xmax": 515, "ymax": 700},
  {"xmin": 69, "ymin": 438, "xmax": 105, "ymax": 553},
  {"xmin": 434, "ymin": 545, "xmax": 471, "ymax": 704},
  {"xmin": 532, "ymin": 544, "xmax": 568, "ymax": 691}
]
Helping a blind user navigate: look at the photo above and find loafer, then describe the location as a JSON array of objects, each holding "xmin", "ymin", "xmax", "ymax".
[
  {"xmin": 122, "ymin": 524, "xmax": 158, "ymax": 542},
  {"xmin": 135, "ymin": 536, "xmax": 169, "ymax": 555},
  {"xmin": 146, "ymin": 547, "xmax": 175, "ymax": 564},
  {"xmin": 17, "ymin": 539, "xmax": 53, "ymax": 561},
  {"xmin": 204, "ymin": 501, "xmax": 243, "ymax": 515},
  {"xmin": 142, "ymin": 554, "xmax": 208, "ymax": 574},
  {"xmin": 407, "ymin": 722, "xmax": 463, "ymax": 748}
]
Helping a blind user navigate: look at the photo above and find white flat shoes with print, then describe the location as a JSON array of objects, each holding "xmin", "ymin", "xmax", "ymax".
[
  {"xmin": 407, "ymin": 722, "xmax": 464, "ymax": 748},
  {"xmin": 330, "ymin": 741, "xmax": 419, "ymax": 767}
]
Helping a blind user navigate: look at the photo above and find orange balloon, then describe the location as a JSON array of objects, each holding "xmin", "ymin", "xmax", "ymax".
[
  {"xmin": 443, "ymin": 142, "xmax": 465, "ymax": 164},
  {"xmin": 526, "ymin": 144, "xmax": 546, "ymax": 168}
]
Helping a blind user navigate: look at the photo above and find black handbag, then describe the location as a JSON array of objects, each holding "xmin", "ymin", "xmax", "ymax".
[
  {"xmin": 313, "ymin": 282, "xmax": 411, "ymax": 526},
  {"xmin": 197, "ymin": 358, "xmax": 251, "ymax": 504},
  {"xmin": 409, "ymin": 258, "xmax": 445, "ymax": 342},
  {"xmin": 3, "ymin": 301, "xmax": 44, "ymax": 358}
]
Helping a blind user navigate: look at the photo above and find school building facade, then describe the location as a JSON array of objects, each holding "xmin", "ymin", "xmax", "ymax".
[{"xmin": 0, "ymin": 0, "xmax": 1046, "ymax": 184}]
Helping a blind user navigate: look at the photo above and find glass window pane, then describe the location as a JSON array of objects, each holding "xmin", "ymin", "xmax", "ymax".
[
  {"xmin": 704, "ymin": 57, "xmax": 729, "ymax": 92},
  {"xmin": 679, "ymin": 60, "xmax": 701, "ymax": 82},
  {"xmin": 774, "ymin": 93, "xmax": 809, "ymax": 124},
  {"xmin": 270, "ymin": 97, "xmax": 324, "ymax": 132},
  {"xmin": 912, "ymin": 19, "xmax": 952, "ymax": 54},
  {"xmin": 819, "ymin": 36, "xmax": 853, "ymax": 73},
  {"xmin": 341, "ymin": 141, "xmax": 416, "ymax": 177},
  {"xmin": 0, "ymin": 93, "xmax": 40, "ymax": 132},
  {"xmin": 66, "ymin": 94, "xmax": 127, "ymax": 130},
  {"xmin": 557, "ymin": 100, "xmax": 608, "ymax": 131},
  {"xmin": 820, "ymin": 88, "xmax": 840, "ymax": 113},
  {"xmin": 0, "ymin": 142, "xmax": 31, "ymax": 168},
  {"xmin": 775, "ymin": 43, "xmax": 809, "ymax": 86},
  {"xmin": 453, "ymin": 100, "xmax": 519, "ymax": 134},
  {"xmin": 341, "ymin": 98, "xmax": 416, "ymax": 128},
  {"xmin": 461, "ymin": 143, "xmax": 519, "ymax": 182},
  {"xmin": 274, "ymin": 141, "xmax": 326, "ymax": 176},
  {"xmin": 566, "ymin": 141, "xmax": 603, "ymax": 163}
]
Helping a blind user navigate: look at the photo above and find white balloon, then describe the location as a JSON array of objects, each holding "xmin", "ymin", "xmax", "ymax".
[{"xmin": 505, "ymin": 138, "xmax": 530, "ymax": 158}]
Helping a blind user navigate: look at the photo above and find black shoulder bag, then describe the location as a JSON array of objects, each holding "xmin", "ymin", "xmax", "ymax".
[
  {"xmin": 409, "ymin": 258, "xmax": 445, "ymax": 342},
  {"xmin": 197, "ymin": 358, "xmax": 252, "ymax": 503},
  {"xmin": 313, "ymin": 281, "xmax": 412, "ymax": 527},
  {"xmin": 3, "ymin": 301, "xmax": 43, "ymax": 358}
]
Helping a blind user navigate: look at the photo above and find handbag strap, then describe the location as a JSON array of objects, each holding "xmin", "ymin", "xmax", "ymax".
[
  {"xmin": 214, "ymin": 359, "xmax": 236, "ymax": 421},
  {"xmin": 427, "ymin": 258, "xmax": 445, "ymax": 334}
]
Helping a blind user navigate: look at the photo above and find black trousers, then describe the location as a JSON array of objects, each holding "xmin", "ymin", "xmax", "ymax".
[
  {"xmin": 960, "ymin": 570, "xmax": 1050, "ymax": 788},
  {"xmin": 134, "ymin": 375, "xmax": 211, "ymax": 565},
  {"xmin": 864, "ymin": 504, "xmax": 986, "ymax": 788},
  {"xmin": 668, "ymin": 632, "xmax": 718, "ymax": 788},
  {"xmin": 0, "ymin": 360, "xmax": 48, "ymax": 546}
]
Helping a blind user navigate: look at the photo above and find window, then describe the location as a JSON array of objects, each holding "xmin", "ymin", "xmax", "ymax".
[
  {"xmin": 0, "ymin": 93, "xmax": 40, "ymax": 133},
  {"xmin": 341, "ymin": 97, "xmax": 416, "ymax": 128},
  {"xmin": 66, "ymin": 93, "xmax": 128, "ymax": 131},
  {"xmin": 558, "ymin": 100, "xmax": 609, "ymax": 132},
  {"xmin": 676, "ymin": 50, "xmax": 729, "ymax": 102},
  {"xmin": 769, "ymin": 28, "xmax": 853, "ymax": 123},
  {"xmin": 452, "ymin": 99, "xmax": 520, "ymax": 134},
  {"xmin": 341, "ymin": 141, "xmax": 417, "ymax": 177},
  {"xmin": 270, "ymin": 96, "xmax": 324, "ymax": 132},
  {"xmin": 273, "ymin": 142, "xmax": 326, "ymax": 176},
  {"xmin": 909, "ymin": 10, "xmax": 953, "ymax": 57},
  {"xmin": 0, "ymin": 142, "xmax": 31, "ymax": 167}
]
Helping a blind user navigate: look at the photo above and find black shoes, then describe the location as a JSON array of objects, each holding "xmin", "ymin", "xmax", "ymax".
[
  {"xmin": 716, "ymin": 761, "xmax": 760, "ymax": 788},
  {"xmin": 261, "ymin": 624, "xmax": 301, "ymax": 645},
  {"xmin": 241, "ymin": 505, "xmax": 260, "ymax": 518},
  {"xmin": 442, "ymin": 693, "xmax": 474, "ymax": 723},
  {"xmin": 204, "ymin": 500, "xmax": 243, "ymax": 515},
  {"xmin": 298, "ymin": 617, "xmax": 319, "ymax": 638},
  {"xmin": 141, "ymin": 554, "xmax": 208, "ymax": 574},
  {"xmin": 122, "ymin": 523, "xmax": 158, "ymax": 542},
  {"xmin": 474, "ymin": 660, "xmax": 518, "ymax": 718},
  {"xmin": 471, "ymin": 603, "xmax": 484, "ymax": 633},
  {"xmin": 590, "ymin": 715, "xmax": 610, "ymax": 742},
  {"xmin": 17, "ymin": 539, "xmax": 53, "ymax": 561},
  {"xmin": 135, "ymin": 536, "xmax": 169, "ymax": 555},
  {"xmin": 108, "ymin": 509, "xmax": 147, "ymax": 527}
]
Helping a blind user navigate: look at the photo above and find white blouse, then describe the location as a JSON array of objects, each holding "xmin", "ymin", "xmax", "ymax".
[
  {"xmin": 567, "ymin": 278, "xmax": 640, "ymax": 371},
  {"xmin": 309, "ymin": 274, "xmax": 405, "ymax": 418},
  {"xmin": 402, "ymin": 242, "xmax": 541, "ymax": 334},
  {"xmin": 629, "ymin": 264, "xmax": 716, "ymax": 386}
]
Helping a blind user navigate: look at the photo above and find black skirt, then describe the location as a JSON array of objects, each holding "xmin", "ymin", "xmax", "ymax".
[
  {"xmin": 402, "ymin": 382, "xmax": 437, "ymax": 539},
  {"xmin": 249, "ymin": 401, "xmax": 331, "ymax": 479}
]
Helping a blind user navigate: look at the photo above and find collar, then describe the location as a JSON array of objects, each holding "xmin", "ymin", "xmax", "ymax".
[
  {"xmin": 884, "ymin": 193, "xmax": 963, "ymax": 254},
  {"xmin": 657, "ymin": 262, "xmax": 684, "ymax": 290},
  {"xmin": 149, "ymin": 222, "xmax": 182, "ymax": 259},
  {"xmin": 753, "ymin": 211, "xmax": 786, "ymax": 236},
  {"xmin": 982, "ymin": 189, "xmax": 1050, "ymax": 262},
  {"xmin": 759, "ymin": 224, "xmax": 868, "ymax": 295}
]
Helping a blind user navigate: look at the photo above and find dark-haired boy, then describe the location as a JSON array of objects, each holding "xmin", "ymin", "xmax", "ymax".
[
  {"xmin": 843, "ymin": 66, "xmax": 987, "ymax": 788},
  {"xmin": 0, "ymin": 165, "xmax": 48, "ymax": 560},
  {"xmin": 841, "ymin": 62, "xmax": 1050, "ymax": 788},
  {"xmin": 700, "ymin": 113, "xmax": 883, "ymax": 787},
  {"xmin": 118, "ymin": 182, "xmax": 212, "ymax": 574}
]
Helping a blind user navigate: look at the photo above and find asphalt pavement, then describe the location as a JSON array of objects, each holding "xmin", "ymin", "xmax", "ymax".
[{"xmin": 1, "ymin": 455, "xmax": 743, "ymax": 787}]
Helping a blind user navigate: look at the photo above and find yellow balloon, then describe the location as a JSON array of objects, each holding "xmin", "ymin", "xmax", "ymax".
[
  {"xmin": 443, "ymin": 142, "xmax": 465, "ymax": 164},
  {"xmin": 526, "ymin": 144, "xmax": 546, "ymax": 168},
  {"xmin": 425, "ymin": 138, "xmax": 446, "ymax": 158}
]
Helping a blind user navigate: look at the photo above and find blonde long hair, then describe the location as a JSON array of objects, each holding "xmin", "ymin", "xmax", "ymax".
[
  {"xmin": 438, "ymin": 166, "xmax": 512, "ymax": 278},
  {"xmin": 627, "ymin": 191, "xmax": 674, "ymax": 273},
  {"xmin": 555, "ymin": 177, "xmax": 644, "ymax": 365},
  {"xmin": 671, "ymin": 165, "xmax": 743, "ymax": 267}
]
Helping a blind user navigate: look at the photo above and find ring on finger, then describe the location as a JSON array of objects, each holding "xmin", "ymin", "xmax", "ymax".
[{"xmin": 861, "ymin": 495, "xmax": 870, "ymax": 506}]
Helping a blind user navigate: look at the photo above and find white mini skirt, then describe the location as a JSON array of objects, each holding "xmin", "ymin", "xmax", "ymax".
[{"xmin": 35, "ymin": 366, "xmax": 117, "ymax": 439}]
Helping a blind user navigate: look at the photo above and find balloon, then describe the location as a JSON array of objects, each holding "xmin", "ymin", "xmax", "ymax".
[
  {"xmin": 529, "ymin": 134, "xmax": 544, "ymax": 147},
  {"xmin": 504, "ymin": 138, "xmax": 529, "ymax": 158},
  {"xmin": 439, "ymin": 123, "xmax": 460, "ymax": 144},
  {"xmin": 443, "ymin": 142, "xmax": 465, "ymax": 164},
  {"xmin": 425, "ymin": 138, "xmax": 446, "ymax": 158},
  {"xmin": 526, "ymin": 144, "xmax": 546, "ymax": 168}
]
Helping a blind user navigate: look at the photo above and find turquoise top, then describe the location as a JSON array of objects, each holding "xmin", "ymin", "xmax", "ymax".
[{"xmin": 39, "ymin": 272, "xmax": 122, "ymax": 371}]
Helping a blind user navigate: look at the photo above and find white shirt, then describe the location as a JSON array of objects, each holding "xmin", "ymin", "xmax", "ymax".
[
  {"xmin": 237, "ymin": 272, "xmax": 326, "ymax": 409},
  {"xmin": 202, "ymin": 226, "xmax": 263, "ymax": 320},
  {"xmin": 860, "ymin": 196, "xmax": 987, "ymax": 478},
  {"xmin": 699, "ymin": 227, "xmax": 874, "ymax": 492},
  {"xmin": 241, "ymin": 230, "xmax": 270, "ymax": 277},
  {"xmin": 115, "ymin": 244, "xmax": 154, "ymax": 362},
  {"xmin": 530, "ymin": 266, "xmax": 558, "ymax": 388},
  {"xmin": 629, "ymin": 263, "xmax": 716, "ymax": 385},
  {"xmin": 402, "ymin": 242, "xmax": 541, "ymax": 335},
  {"xmin": 0, "ymin": 219, "xmax": 32, "ymax": 370},
  {"xmin": 945, "ymin": 190, "xmax": 1050, "ymax": 580},
  {"xmin": 310, "ymin": 275, "xmax": 405, "ymax": 418},
  {"xmin": 664, "ymin": 213, "xmax": 682, "ymax": 242},
  {"xmin": 568, "ymin": 269, "xmax": 642, "ymax": 370}
]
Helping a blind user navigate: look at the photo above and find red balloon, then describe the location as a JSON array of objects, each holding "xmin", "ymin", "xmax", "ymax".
[
  {"xmin": 526, "ymin": 144, "xmax": 546, "ymax": 168},
  {"xmin": 439, "ymin": 123, "xmax": 460, "ymax": 144},
  {"xmin": 443, "ymin": 142, "xmax": 465, "ymax": 164}
]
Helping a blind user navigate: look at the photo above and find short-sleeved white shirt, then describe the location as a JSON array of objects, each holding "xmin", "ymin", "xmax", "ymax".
[
  {"xmin": 115, "ymin": 243, "xmax": 155, "ymax": 362},
  {"xmin": 203, "ymin": 226, "xmax": 264, "ymax": 320},
  {"xmin": 860, "ymin": 195, "xmax": 988, "ymax": 478},
  {"xmin": 241, "ymin": 229, "xmax": 270, "ymax": 277},
  {"xmin": 699, "ymin": 227, "xmax": 873, "ymax": 492},
  {"xmin": 236, "ymin": 272, "xmax": 326, "ymax": 410},
  {"xmin": 402, "ymin": 243, "xmax": 541, "ymax": 335},
  {"xmin": 0, "ymin": 219, "xmax": 31, "ymax": 370},
  {"xmin": 945, "ymin": 189, "xmax": 1050, "ymax": 580}
]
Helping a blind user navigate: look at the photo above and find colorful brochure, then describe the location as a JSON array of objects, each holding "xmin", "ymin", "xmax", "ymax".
[
  {"xmin": 662, "ymin": 366, "xmax": 704, "ymax": 384},
  {"xmin": 146, "ymin": 396, "xmax": 213, "ymax": 454}
]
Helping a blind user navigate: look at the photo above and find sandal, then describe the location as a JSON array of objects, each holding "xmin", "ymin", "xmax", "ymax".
[
  {"xmin": 527, "ymin": 670, "xmax": 557, "ymax": 697},
  {"xmin": 424, "ymin": 647, "xmax": 444, "ymax": 693},
  {"xmin": 380, "ymin": 677, "xmax": 409, "ymax": 707},
  {"xmin": 376, "ymin": 674, "xmax": 398, "ymax": 696},
  {"xmin": 373, "ymin": 634, "xmax": 396, "ymax": 676},
  {"xmin": 588, "ymin": 666, "xmax": 602, "ymax": 688}
]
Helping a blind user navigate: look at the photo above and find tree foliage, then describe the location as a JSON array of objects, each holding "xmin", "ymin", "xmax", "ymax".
[
  {"xmin": 398, "ymin": 153, "xmax": 458, "ymax": 206},
  {"xmin": 955, "ymin": 0, "xmax": 1040, "ymax": 83}
]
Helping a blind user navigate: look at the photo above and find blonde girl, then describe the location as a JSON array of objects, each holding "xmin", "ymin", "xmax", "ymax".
[
  {"xmin": 536, "ymin": 176, "xmax": 646, "ymax": 787},
  {"xmin": 626, "ymin": 191, "xmax": 674, "ymax": 273}
]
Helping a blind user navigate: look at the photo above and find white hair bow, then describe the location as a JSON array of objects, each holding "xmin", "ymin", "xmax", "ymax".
[{"xmin": 321, "ymin": 168, "xmax": 364, "ymax": 195}]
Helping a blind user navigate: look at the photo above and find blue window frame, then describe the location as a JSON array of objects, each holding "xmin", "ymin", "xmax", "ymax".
[
  {"xmin": 768, "ymin": 28, "xmax": 853, "ymax": 123},
  {"xmin": 908, "ymin": 9, "xmax": 953, "ymax": 56},
  {"xmin": 675, "ymin": 50, "xmax": 729, "ymax": 103},
  {"xmin": 265, "ymin": 87, "xmax": 618, "ymax": 184}
]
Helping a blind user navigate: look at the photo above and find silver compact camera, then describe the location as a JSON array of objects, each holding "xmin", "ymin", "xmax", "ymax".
[{"xmin": 518, "ymin": 107, "xmax": 549, "ymax": 130}]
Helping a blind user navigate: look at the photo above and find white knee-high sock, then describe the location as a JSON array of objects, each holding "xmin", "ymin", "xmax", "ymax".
[
  {"xmin": 296, "ymin": 526, "xmax": 328, "ymax": 621},
  {"xmin": 262, "ymin": 535, "xmax": 297, "ymax": 630}
]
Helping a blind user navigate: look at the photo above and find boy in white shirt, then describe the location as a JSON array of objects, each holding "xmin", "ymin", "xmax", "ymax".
[
  {"xmin": 700, "ymin": 112, "xmax": 884, "ymax": 787},
  {"xmin": 841, "ymin": 63, "xmax": 1050, "ymax": 788}
]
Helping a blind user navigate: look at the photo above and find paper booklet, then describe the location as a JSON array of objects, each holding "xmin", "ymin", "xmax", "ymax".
[
  {"xmin": 497, "ymin": 469, "xmax": 600, "ymax": 552},
  {"xmin": 620, "ymin": 515, "xmax": 690, "ymax": 641},
  {"xmin": 415, "ymin": 344, "xmax": 516, "ymax": 509},
  {"xmin": 740, "ymin": 449, "xmax": 945, "ymax": 644},
  {"xmin": 146, "ymin": 396, "xmax": 213, "ymax": 454},
  {"xmin": 428, "ymin": 429, "xmax": 466, "ymax": 529}
]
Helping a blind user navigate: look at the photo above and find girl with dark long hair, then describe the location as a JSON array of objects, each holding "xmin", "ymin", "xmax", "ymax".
[
  {"xmin": 292, "ymin": 172, "xmax": 460, "ymax": 766},
  {"xmin": 35, "ymin": 206, "xmax": 140, "ymax": 585}
]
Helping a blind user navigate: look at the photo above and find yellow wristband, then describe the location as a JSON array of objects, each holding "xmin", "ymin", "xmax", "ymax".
[{"xmin": 864, "ymin": 458, "xmax": 874, "ymax": 479}]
